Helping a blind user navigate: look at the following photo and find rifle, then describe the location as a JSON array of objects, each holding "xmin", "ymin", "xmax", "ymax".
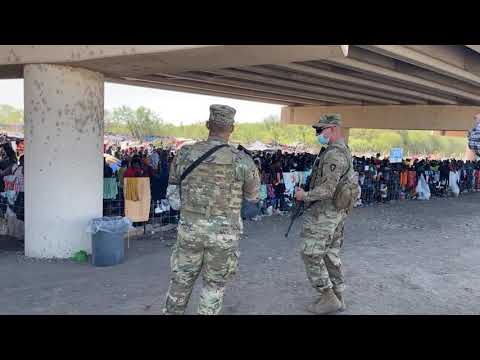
[
  {"xmin": 284, "ymin": 177, "xmax": 316, "ymax": 238},
  {"xmin": 284, "ymin": 199, "xmax": 305, "ymax": 238}
]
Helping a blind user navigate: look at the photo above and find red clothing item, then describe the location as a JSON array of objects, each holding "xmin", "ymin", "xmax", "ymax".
[
  {"xmin": 124, "ymin": 167, "xmax": 145, "ymax": 178},
  {"xmin": 407, "ymin": 170, "xmax": 417, "ymax": 189}
]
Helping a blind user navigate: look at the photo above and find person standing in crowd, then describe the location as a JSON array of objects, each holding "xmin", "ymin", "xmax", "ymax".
[
  {"xmin": 117, "ymin": 160, "xmax": 128, "ymax": 184},
  {"xmin": 124, "ymin": 156, "xmax": 146, "ymax": 178},
  {"xmin": 163, "ymin": 104, "xmax": 260, "ymax": 315},
  {"xmin": 103, "ymin": 157, "xmax": 114, "ymax": 178},
  {"xmin": 295, "ymin": 114, "xmax": 354, "ymax": 315},
  {"xmin": 149, "ymin": 147, "xmax": 160, "ymax": 171},
  {"xmin": 0, "ymin": 143, "xmax": 18, "ymax": 192},
  {"xmin": 13, "ymin": 154, "xmax": 24, "ymax": 223}
]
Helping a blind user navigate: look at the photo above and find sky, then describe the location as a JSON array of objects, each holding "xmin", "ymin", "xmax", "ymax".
[{"xmin": 0, "ymin": 79, "xmax": 282, "ymax": 125}]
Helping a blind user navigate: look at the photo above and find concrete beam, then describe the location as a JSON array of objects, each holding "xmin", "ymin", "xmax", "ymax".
[
  {"xmin": 325, "ymin": 49, "xmax": 480, "ymax": 103},
  {"xmin": 0, "ymin": 45, "xmax": 346, "ymax": 79},
  {"xmin": 242, "ymin": 65, "xmax": 428, "ymax": 104},
  {"xmin": 63, "ymin": 45, "xmax": 347, "ymax": 79},
  {"xmin": 466, "ymin": 45, "xmax": 480, "ymax": 54},
  {"xmin": 392, "ymin": 61, "xmax": 480, "ymax": 97},
  {"xmin": 110, "ymin": 77, "xmax": 307, "ymax": 106},
  {"xmin": 0, "ymin": 45, "xmax": 217, "ymax": 66},
  {"xmin": 283, "ymin": 105, "xmax": 480, "ymax": 131},
  {"xmin": 358, "ymin": 45, "xmax": 480, "ymax": 86},
  {"xmin": 276, "ymin": 63, "xmax": 458, "ymax": 105},
  {"xmin": 140, "ymin": 73, "xmax": 356, "ymax": 105},
  {"xmin": 207, "ymin": 69, "xmax": 384, "ymax": 104},
  {"xmin": 152, "ymin": 73, "xmax": 333, "ymax": 105}
]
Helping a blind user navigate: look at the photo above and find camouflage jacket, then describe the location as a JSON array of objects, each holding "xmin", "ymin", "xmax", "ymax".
[
  {"xmin": 304, "ymin": 140, "xmax": 353, "ymax": 210},
  {"xmin": 169, "ymin": 136, "xmax": 260, "ymax": 227}
]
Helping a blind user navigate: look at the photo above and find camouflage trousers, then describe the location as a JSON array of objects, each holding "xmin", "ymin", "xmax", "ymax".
[
  {"xmin": 164, "ymin": 217, "xmax": 240, "ymax": 315},
  {"xmin": 300, "ymin": 205, "xmax": 347, "ymax": 294}
]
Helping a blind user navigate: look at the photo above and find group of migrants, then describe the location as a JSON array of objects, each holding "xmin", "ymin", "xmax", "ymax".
[
  {"xmin": 354, "ymin": 155, "xmax": 480, "ymax": 206},
  {"xmin": 235, "ymin": 150, "xmax": 480, "ymax": 221},
  {"xmin": 0, "ymin": 137, "xmax": 24, "ymax": 238},
  {"xmin": 102, "ymin": 142, "xmax": 177, "ymax": 225},
  {"xmin": 161, "ymin": 105, "xmax": 355, "ymax": 315}
]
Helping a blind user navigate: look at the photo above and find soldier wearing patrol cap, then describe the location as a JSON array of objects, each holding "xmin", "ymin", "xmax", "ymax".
[
  {"xmin": 163, "ymin": 104, "xmax": 260, "ymax": 315},
  {"xmin": 295, "ymin": 114, "xmax": 354, "ymax": 314}
]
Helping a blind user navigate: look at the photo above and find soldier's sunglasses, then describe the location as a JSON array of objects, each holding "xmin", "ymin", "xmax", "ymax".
[{"xmin": 315, "ymin": 126, "xmax": 332, "ymax": 134}]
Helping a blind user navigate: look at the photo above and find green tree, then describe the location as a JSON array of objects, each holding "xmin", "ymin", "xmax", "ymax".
[{"xmin": 0, "ymin": 105, "xmax": 23, "ymax": 125}]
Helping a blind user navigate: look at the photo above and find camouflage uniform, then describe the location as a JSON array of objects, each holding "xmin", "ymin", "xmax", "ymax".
[
  {"xmin": 164, "ymin": 105, "xmax": 260, "ymax": 315},
  {"xmin": 301, "ymin": 115, "xmax": 353, "ymax": 297}
]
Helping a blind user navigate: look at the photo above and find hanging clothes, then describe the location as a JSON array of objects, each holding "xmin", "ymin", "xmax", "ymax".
[
  {"xmin": 124, "ymin": 177, "xmax": 151, "ymax": 222},
  {"xmin": 399, "ymin": 171, "xmax": 408, "ymax": 188},
  {"xmin": 259, "ymin": 184, "xmax": 268, "ymax": 200},
  {"xmin": 124, "ymin": 177, "xmax": 140, "ymax": 201},
  {"xmin": 4, "ymin": 190, "xmax": 17, "ymax": 205},
  {"xmin": 3, "ymin": 175, "xmax": 15, "ymax": 191},
  {"xmin": 103, "ymin": 178, "xmax": 118, "ymax": 200},
  {"xmin": 475, "ymin": 169, "xmax": 480, "ymax": 190},
  {"xmin": 267, "ymin": 184, "xmax": 275, "ymax": 199},
  {"xmin": 282, "ymin": 172, "xmax": 297, "ymax": 197},
  {"xmin": 407, "ymin": 170, "xmax": 417, "ymax": 189},
  {"xmin": 14, "ymin": 191, "xmax": 24, "ymax": 222}
]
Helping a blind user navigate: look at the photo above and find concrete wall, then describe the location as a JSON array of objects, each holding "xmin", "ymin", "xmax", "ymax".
[
  {"xmin": 283, "ymin": 105, "xmax": 480, "ymax": 131},
  {"xmin": 24, "ymin": 64, "xmax": 104, "ymax": 258}
]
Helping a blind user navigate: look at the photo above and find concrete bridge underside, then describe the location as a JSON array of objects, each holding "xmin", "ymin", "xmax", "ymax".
[{"xmin": 1, "ymin": 45, "xmax": 480, "ymax": 258}]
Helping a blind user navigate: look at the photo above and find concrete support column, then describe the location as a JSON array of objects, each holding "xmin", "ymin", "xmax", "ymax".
[{"xmin": 24, "ymin": 64, "xmax": 104, "ymax": 258}]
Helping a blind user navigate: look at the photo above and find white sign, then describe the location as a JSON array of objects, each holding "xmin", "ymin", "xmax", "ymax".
[{"xmin": 390, "ymin": 148, "xmax": 403, "ymax": 163}]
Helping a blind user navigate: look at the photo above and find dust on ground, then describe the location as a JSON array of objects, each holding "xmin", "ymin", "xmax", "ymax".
[{"xmin": 1, "ymin": 193, "xmax": 479, "ymax": 315}]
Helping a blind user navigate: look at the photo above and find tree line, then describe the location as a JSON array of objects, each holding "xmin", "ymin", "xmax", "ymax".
[{"xmin": 0, "ymin": 104, "xmax": 468, "ymax": 157}]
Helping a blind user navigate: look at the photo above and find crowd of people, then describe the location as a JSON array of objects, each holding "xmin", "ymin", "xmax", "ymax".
[
  {"xmin": 102, "ymin": 141, "xmax": 480, "ymax": 225},
  {"xmin": 353, "ymin": 153, "xmax": 480, "ymax": 206},
  {"xmin": 0, "ymin": 138, "xmax": 25, "ymax": 238},
  {"xmin": 236, "ymin": 148, "xmax": 480, "ymax": 219},
  {"xmin": 103, "ymin": 144, "xmax": 177, "ymax": 225}
]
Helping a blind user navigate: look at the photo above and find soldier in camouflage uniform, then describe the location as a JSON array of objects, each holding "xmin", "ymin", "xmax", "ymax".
[
  {"xmin": 295, "ymin": 114, "xmax": 353, "ymax": 314},
  {"xmin": 163, "ymin": 104, "xmax": 260, "ymax": 315}
]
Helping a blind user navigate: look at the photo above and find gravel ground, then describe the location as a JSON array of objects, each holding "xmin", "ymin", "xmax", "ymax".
[{"xmin": 1, "ymin": 193, "xmax": 479, "ymax": 315}]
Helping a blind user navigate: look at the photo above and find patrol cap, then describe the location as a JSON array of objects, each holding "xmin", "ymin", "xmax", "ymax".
[
  {"xmin": 312, "ymin": 114, "xmax": 342, "ymax": 129},
  {"xmin": 208, "ymin": 104, "xmax": 236, "ymax": 126}
]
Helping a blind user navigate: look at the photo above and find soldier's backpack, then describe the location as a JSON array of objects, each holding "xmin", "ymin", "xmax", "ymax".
[
  {"xmin": 331, "ymin": 146, "xmax": 360, "ymax": 212},
  {"xmin": 167, "ymin": 144, "xmax": 229, "ymax": 211}
]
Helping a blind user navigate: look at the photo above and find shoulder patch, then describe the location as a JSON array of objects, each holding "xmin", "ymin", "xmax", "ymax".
[{"xmin": 330, "ymin": 164, "xmax": 337, "ymax": 172}]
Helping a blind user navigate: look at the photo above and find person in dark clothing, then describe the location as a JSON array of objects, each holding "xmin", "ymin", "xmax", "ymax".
[
  {"xmin": 273, "ymin": 179, "xmax": 286, "ymax": 211},
  {"xmin": 0, "ymin": 143, "xmax": 18, "ymax": 192},
  {"xmin": 103, "ymin": 158, "xmax": 114, "ymax": 178}
]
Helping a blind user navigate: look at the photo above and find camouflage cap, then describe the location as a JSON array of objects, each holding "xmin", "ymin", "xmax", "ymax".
[
  {"xmin": 312, "ymin": 114, "xmax": 342, "ymax": 128},
  {"xmin": 208, "ymin": 104, "xmax": 236, "ymax": 126}
]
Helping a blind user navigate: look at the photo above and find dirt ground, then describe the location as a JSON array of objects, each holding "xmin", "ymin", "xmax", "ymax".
[{"xmin": 1, "ymin": 193, "xmax": 480, "ymax": 315}]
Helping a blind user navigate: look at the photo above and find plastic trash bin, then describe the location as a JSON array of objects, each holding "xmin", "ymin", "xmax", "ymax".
[{"xmin": 86, "ymin": 217, "xmax": 132, "ymax": 267}]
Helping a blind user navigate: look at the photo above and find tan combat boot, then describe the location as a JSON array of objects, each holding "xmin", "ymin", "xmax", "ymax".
[
  {"xmin": 333, "ymin": 289, "xmax": 346, "ymax": 312},
  {"xmin": 306, "ymin": 288, "xmax": 341, "ymax": 315}
]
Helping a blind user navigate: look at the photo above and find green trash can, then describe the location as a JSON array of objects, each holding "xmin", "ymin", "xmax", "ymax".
[{"xmin": 87, "ymin": 217, "xmax": 132, "ymax": 267}]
